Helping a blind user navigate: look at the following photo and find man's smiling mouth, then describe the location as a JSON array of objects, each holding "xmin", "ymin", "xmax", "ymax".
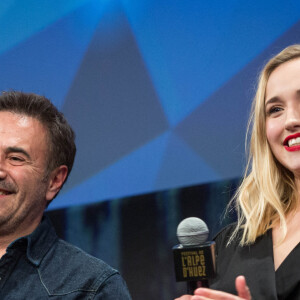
[{"xmin": 0, "ymin": 189, "xmax": 12, "ymax": 196}]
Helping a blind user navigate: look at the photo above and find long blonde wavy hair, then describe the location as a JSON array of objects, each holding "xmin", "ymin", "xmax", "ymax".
[{"xmin": 231, "ymin": 45, "xmax": 300, "ymax": 245}]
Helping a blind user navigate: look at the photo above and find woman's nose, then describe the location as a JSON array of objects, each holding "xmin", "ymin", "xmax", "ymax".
[{"xmin": 285, "ymin": 107, "xmax": 300, "ymax": 131}]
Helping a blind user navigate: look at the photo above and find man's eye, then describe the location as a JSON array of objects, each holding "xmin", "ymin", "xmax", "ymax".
[
  {"xmin": 11, "ymin": 156, "xmax": 23, "ymax": 161},
  {"xmin": 9, "ymin": 156, "xmax": 25, "ymax": 165}
]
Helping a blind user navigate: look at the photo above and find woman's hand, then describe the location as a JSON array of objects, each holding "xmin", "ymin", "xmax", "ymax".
[{"xmin": 174, "ymin": 276, "xmax": 251, "ymax": 300}]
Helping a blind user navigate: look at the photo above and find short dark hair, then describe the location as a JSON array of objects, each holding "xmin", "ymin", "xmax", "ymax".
[{"xmin": 0, "ymin": 91, "xmax": 76, "ymax": 183}]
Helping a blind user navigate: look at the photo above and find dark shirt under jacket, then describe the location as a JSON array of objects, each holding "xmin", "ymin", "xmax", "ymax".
[
  {"xmin": 210, "ymin": 224, "xmax": 300, "ymax": 300},
  {"xmin": 0, "ymin": 216, "xmax": 131, "ymax": 299}
]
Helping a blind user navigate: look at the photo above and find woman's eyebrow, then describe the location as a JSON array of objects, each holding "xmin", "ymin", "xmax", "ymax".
[{"xmin": 265, "ymin": 96, "xmax": 283, "ymax": 107}]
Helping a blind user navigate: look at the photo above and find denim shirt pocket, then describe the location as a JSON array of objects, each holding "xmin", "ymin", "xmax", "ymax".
[{"xmin": 37, "ymin": 240, "xmax": 118, "ymax": 299}]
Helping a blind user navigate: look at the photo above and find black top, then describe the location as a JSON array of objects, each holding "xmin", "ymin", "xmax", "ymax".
[
  {"xmin": 0, "ymin": 216, "xmax": 132, "ymax": 299},
  {"xmin": 210, "ymin": 224, "xmax": 300, "ymax": 300}
]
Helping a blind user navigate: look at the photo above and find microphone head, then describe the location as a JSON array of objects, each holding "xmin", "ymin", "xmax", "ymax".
[{"xmin": 177, "ymin": 217, "xmax": 209, "ymax": 246}]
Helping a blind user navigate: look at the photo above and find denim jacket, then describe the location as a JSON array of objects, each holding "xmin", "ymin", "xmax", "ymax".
[{"xmin": 0, "ymin": 216, "xmax": 131, "ymax": 299}]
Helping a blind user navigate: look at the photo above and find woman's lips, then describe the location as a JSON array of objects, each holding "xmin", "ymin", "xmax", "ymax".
[
  {"xmin": 284, "ymin": 133, "xmax": 300, "ymax": 151},
  {"xmin": 285, "ymin": 145, "xmax": 300, "ymax": 152}
]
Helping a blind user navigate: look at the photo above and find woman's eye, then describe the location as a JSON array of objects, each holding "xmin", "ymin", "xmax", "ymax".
[{"xmin": 267, "ymin": 106, "xmax": 282, "ymax": 115}]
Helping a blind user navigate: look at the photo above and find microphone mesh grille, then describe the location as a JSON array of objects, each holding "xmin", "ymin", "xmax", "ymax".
[{"xmin": 177, "ymin": 217, "xmax": 209, "ymax": 246}]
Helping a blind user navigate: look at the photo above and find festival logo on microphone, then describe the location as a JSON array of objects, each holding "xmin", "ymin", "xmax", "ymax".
[{"xmin": 173, "ymin": 242, "xmax": 216, "ymax": 282}]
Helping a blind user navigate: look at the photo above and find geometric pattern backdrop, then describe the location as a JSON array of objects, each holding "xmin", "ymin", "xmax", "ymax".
[
  {"xmin": 0, "ymin": 0, "xmax": 300, "ymax": 209},
  {"xmin": 2, "ymin": 2, "xmax": 300, "ymax": 299}
]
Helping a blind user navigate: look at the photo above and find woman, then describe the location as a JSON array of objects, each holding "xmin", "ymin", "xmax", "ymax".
[{"xmin": 176, "ymin": 44, "xmax": 300, "ymax": 300}]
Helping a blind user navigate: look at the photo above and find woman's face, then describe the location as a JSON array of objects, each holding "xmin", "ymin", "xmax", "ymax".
[{"xmin": 265, "ymin": 58, "xmax": 300, "ymax": 178}]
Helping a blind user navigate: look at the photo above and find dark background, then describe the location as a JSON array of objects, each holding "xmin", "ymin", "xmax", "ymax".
[{"xmin": 47, "ymin": 178, "xmax": 238, "ymax": 299}]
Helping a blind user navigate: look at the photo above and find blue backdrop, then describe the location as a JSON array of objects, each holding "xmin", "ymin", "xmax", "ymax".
[{"xmin": 1, "ymin": 0, "xmax": 300, "ymax": 209}]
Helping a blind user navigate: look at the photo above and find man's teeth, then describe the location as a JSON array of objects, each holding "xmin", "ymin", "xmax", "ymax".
[
  {"xmin": 0, "ymin": 191, "xmax": 9, "ymax": 195},
  {"xmin": 288, "ymin": 137, "xmax": 300, "ymax": 147}
]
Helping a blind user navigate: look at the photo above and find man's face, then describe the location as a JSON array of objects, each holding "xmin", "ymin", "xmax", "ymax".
[{"xmin": 0, "ymin": 111, "xmax": 53, "ymax": 236}]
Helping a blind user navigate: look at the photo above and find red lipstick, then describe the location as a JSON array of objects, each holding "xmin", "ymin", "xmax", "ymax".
[
  {"xmin": 284, "ymin": 132, "xmax": 300, "ymax": 152},
  {"xmin": 285, "ymin": 145, "xmax": 300, "ymax": 152}
]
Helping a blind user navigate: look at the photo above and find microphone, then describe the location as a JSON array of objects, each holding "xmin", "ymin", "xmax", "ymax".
[{"xmin": 173, "ymin": 217, "xmax": 216, "ymax": 294}]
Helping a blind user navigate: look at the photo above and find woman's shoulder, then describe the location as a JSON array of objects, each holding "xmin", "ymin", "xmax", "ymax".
[
  {"xmin": 213, "ymin": 223, "xmax": 241, "ymax": 249},
  {"xmin": 213, "ymin": 223, "xmax": 237, "ymax": 240}
]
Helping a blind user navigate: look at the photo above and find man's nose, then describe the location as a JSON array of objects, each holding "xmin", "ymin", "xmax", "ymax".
[{"xmin": 0, "ymin": 157, "xmax": 7, "ymax": 179}]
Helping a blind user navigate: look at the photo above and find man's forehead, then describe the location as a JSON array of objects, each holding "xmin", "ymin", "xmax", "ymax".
[
  {"xmin": 0, "ymin": 111, "xmax": 43, "ymax": 128},
  {"xmin": 0, "ymin": 112, "xmax": 48, "ymax": 140},
  {"xmin": 15, "ymin": 114, "xmax": 32, "ymax": 127}
]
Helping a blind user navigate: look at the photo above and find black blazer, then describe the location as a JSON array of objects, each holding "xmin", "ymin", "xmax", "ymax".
[{"xmin": 210, "ymin": 224, "xmax": 300, "ymax": 300}]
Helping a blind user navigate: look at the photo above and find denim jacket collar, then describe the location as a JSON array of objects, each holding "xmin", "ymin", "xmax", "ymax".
[{"xmin": 7, "ymin": 216, "xmax": 57, "ymax": 267}]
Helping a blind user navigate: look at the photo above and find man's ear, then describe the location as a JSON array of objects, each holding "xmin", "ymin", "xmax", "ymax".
[{"xmin": 45, "ymin": 165, "xmax": 68, "ymax": 202}]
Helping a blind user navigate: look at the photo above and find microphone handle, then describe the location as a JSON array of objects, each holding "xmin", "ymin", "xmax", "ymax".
[{"xmin": 187, "ymin": 280, "xmax": 209, "ymax": 295}]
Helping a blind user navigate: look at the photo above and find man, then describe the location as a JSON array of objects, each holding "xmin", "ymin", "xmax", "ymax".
[{"xmin": 0, "ymin": 91, "xmax": 131, "ymax": 299}]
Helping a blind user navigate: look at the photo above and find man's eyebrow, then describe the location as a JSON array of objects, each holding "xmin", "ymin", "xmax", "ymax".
[{"xmin": 5, "ymin": 147, "xmax": 31, "ymax": 159}]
